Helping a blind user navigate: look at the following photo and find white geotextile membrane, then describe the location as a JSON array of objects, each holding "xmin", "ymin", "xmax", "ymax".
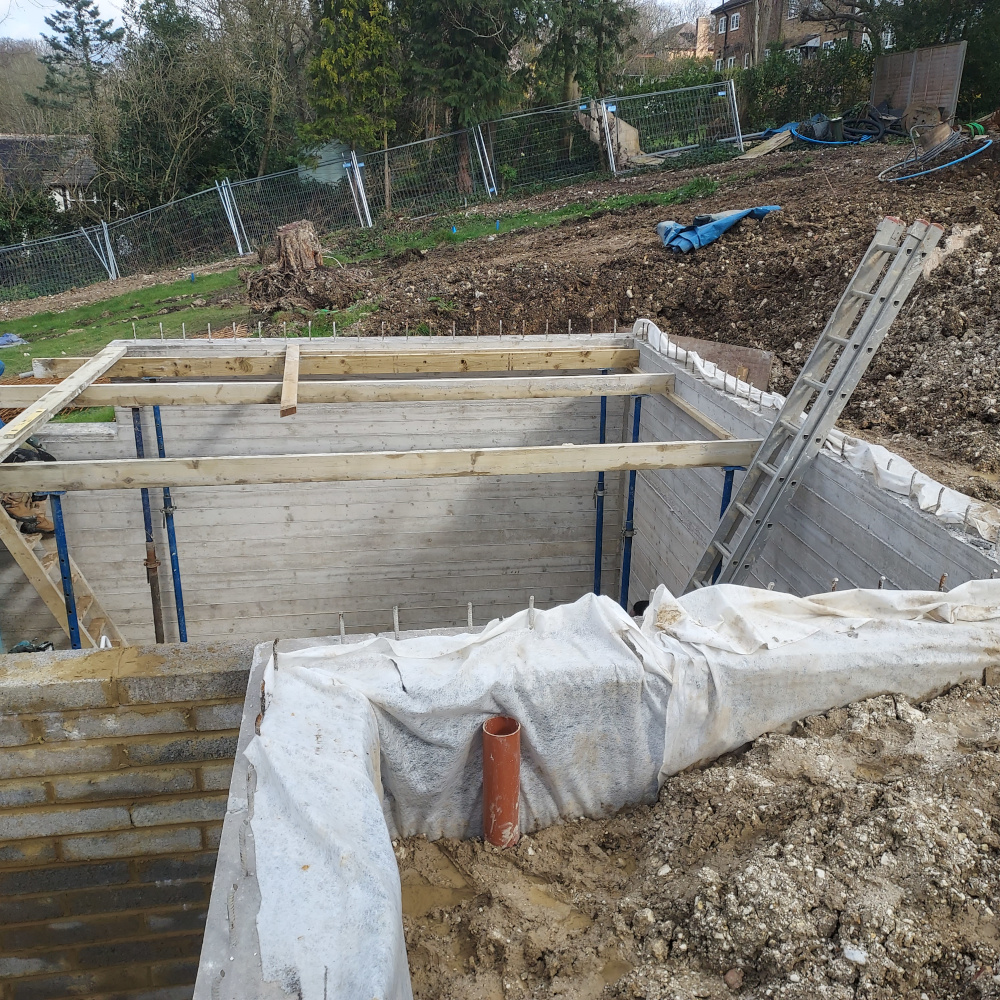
[
  {"xmin": 633, "ymin": 318, "xmax": 1000, "ymax": 545},
  {"xmin": 243, "ymin": 582, "xmax": 1000, "ymax": 1000}
]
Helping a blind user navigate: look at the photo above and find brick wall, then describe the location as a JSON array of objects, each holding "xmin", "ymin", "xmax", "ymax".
[{"xmin": 0, "ymin": 641, "xmax": 254, "ymax": 1000}]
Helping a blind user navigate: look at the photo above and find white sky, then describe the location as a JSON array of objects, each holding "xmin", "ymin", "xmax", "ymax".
[{"xmin": 1, "ymin": 0, "xmax": 123, "ymax": 40}]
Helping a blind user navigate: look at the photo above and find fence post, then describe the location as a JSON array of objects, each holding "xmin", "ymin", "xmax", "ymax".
[
  {"xmin": 350, "ymin": 151, "xmax": 374, "ymax": 228},
  {"xmin": 101, "ymin": 221, "xmax": 119, "ymax": 280},
  {"xmin": 474, "ymin": 125, "xmax": 497, "ymax": 196},
  {"xmin": 224, "ymin": 179, "xmax": 251, "ymax": 253},
  {"xmin": 215, "ymin": 180, "xmax": 244, "ymax": 255},
  {"xmin": 598, "ymin": 100, "xmax": 617, "ymax": 176},
  {"xmin": 726, "ymin": 79, "xmax": 745, "ymax": 152},
  {"xmin": 80, "ymin": 227, "xmax": 114, "ymax": 281}
]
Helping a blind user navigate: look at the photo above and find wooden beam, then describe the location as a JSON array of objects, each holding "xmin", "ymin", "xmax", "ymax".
[
  {"xmin": 33, "ymin": 347, "xmax": 640, "ymax": 380},
  {"xmin": 665, "ymin": 391, "xmax": 733, "ymax": 440},
  {"xmin": 0, "ymin": 343, "xmax": 127, "ymax": 464},
  {"xmin": 0, "ymin": 439, "xmax": 763, "ymax": 492},
  {"xmin": 1, "ymin": 374, "xmax": 674, "ymax": 408},
  {"xmin": 280, "ymin": 343, "xmax": 300, "ymax": 418}
]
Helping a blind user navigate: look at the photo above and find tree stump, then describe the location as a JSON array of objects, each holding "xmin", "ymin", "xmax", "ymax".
[{"xmin": 274, "ymin": 220, "xmax": 324, "ymax": 273}]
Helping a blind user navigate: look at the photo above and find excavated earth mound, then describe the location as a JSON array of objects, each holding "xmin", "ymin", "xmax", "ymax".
[{"xmin": 397, "ymin": 678, "xmax": 1000, "ymax": 1000}]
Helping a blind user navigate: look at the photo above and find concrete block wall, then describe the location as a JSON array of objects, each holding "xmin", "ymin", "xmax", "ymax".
[
  {"xmin": 1, "ymin": 392, "xmax": 629, "ymax": 649},
  {"xmin": 0, "ymin": 642, "xmax": 254, "ymax": 1000},
  {"xmin": 627, "ymin": 342, "xmax": 1000, "ymax": 605}
]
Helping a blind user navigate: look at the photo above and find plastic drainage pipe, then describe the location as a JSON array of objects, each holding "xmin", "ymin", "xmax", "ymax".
[
  {"xmin": 48, "ymin": 493, "xmax": 81, "ymax": 650},
  {"xmin": 152, "ymin": 406, "xmax": 187, "ymax": 642},
  {"xmin": 131, "ymin": 408, "xmax": 165, "ymax": 644},
  {"xmin": 593, "ymin": 368, "xmax": 609, "ymax": 595},
  {"xmin": 618, "ymin": 395, "xmax": 642, "ymax": 610},
  {"xmin": 482, "ymin": 715, "xmax": 520, "ymax": 848}
]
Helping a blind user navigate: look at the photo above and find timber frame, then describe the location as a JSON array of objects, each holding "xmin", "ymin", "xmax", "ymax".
[{"xmin": 0, "ymin": 333, "xmax": 760, "ymax": 645}]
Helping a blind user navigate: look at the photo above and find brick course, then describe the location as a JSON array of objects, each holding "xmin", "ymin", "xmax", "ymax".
[{"xmin": 0, "ymin": 641, "xmax": 253, "ymax": 1000}]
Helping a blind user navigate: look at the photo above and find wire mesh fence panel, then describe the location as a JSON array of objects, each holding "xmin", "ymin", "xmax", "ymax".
[
  {"xmin": 363, "ymin": 131, "xmax": 491, "ymax": 220},
  {"xmin": 0, "ymin": 228, "xmax": 110, "ymax": 301},
  {"xmin": 230, "ymin": 161, "xmax": 361, "ymax": 248},
  {"xmin": 107, "ymin": 189, "xmax": 236, "ymax": 277},
  {"xmin": 485, "ymin": 102, "xmax": 608, "ymax": 195},
  {"xmin": 606, "ymin": 82, "xmax": 741, "ymax": 170}
]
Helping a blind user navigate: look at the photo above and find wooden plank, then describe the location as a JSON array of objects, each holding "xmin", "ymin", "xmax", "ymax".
[
  {"xmin": 1, "ymin": 374, "xmax": 672, "ymax": 407},
  {"xmin": 738, "ymin": 130, "xmax": 793, "ymax": 159},
  {"xmin": 280, "ymin": 343, "xmax": 300, "ymax": 418},
  {"xmin": 33, "ymin": 348, "xmax": 641, "ymax": 380},
  {"xmin": 0, "ymin": 439, "xmax": 762, "ymax": 492},
  {"xmin": 0, "ymin": 343, "xmax": 127, "ymax": 463},
  {"xmin": 663, "ymin": 392, "xmax": 733, "ymax": 440},
  {"xmin": 665, "ymin": 336, "xmax": 772, "ymax": 392}
]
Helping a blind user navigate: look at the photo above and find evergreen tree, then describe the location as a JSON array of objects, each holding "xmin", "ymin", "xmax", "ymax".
[
  {"xmin": 305, "ymin": 0, "xmax": 402, "ymax": 151},
  {"xmin": 33, "ymin": 0, "xmax": 124, "ymax": 110}
]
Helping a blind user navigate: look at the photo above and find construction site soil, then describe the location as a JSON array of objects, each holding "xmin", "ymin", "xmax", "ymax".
[
  {"xmin": 397, "ymin": 678, "xmax": 1000, "ymax": 1000},
  {"xmin": 296, "ymin": 142, "xmax": 999, "ymax": 500}
]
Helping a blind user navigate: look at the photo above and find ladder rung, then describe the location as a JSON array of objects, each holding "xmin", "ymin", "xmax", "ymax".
[
  {"xmin": 41, "ymin": 551, "xmax": 59, "ymax": 571},
  {"xmin": 89, "ymin": 616, "xmax": 107, "ymax": 636},
  {"xmin": 76, "ymin": 595, "xmax": 94, "ymax": 618},
  {"xmin": 803, "ymin": 376, "xmax": 825, "ymax": 391},
  {"xmin": 735, "ymin": 502, "xmax": 754, "ymax": 518},
  {"xmin": 778, "ymin": 418, "xmax": 801, "ymax": 435},
  {"xmin": 872, "ymin": 242, "xmax": 900, "ymax": 253},
  {"xmin": 759, "ymin": 462, "xmax": 779, "ymax": 478},
  {"xmin": 21, "ymin": 532, "xmax": 42, "ymax": 545},
  {"xmin": 848, "ymin": 289, "xmax": 875, "ymax": 301},
  {"xmin": 712, "ymin": 542, "xmax": 732, "ymax": 563},
  {"xmin": 824, "ymin": 334, "xmax": 850, "ymax": 346}
]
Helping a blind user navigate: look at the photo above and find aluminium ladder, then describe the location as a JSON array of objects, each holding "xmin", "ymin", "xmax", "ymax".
[
  {"xmin": 685, "ymin": 216, "xmax": 944, "ymax": 592},
  {"xmin": 0, "ymin": 506, "xmax": 126, "ymax": 648}
]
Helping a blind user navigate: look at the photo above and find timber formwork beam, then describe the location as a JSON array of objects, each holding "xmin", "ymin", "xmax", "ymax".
[
  {"xmin": 0, "ymin": 374, "xmax": 674, "ymax": 408},
  {"xmin": 33, "ymin": 347, "xmax": 641, "ymax": 380},
  {"xmin": 0, "ymin": 439, "xmax": 763, "ymax": 492}
]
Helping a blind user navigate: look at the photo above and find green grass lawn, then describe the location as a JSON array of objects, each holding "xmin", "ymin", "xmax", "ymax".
[{"xmin": 0, "ymin": 176, "xmax": 719, "ymax": 384}]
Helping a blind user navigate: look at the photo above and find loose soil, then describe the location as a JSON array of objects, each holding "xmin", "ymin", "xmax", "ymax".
[{"xmin": 398, "ymin": 678, "xmax": 1000, "ymax": 1000}]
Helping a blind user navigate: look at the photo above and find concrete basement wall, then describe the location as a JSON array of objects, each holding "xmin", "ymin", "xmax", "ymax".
[
  {"xmin": 627, "ymin": 342, "xmax": 1000, "ymax": 605},
  {"xmin": 0, "ymin": 373, "xmax": 629, "ymax": 648},
  {"xmin": 0, "ymin": 641, "xmax": 253, "ymax": 1000}
]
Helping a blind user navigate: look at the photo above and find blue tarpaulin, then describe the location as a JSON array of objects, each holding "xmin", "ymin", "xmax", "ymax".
[
  {"xmin": 0, "ymin": 333, "xmax": 28, "ymax": 347},
  {"xmin": 656, "ymin": 206, "xmax": 781, "ymax": 254}
]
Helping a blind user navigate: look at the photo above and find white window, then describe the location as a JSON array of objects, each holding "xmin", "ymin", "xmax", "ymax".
[
  {"xmin": 718, "ymin": 15, "xmax": 727, "ymax": 32},
  {"xmin": 822, "ymin": 39, "xmax": 835, "ymax": 49},
  {"xmin": 787, "ymin": 0, "xmax": 799, "ymax": 18},
  {"xmin": 730, "ymin": 12, "xmax": 740, "ymax": 29},
  {"xmin": 764, "ymin": 47, "xmax": 771, "ymax": 57},
  {"xmin": 744, "ymin": 52, "xmax": 751, "ymax": 67},
  {"xmin": 715, "ymin": 57, "xmax": 723, "ymax": 70},
  {"xmin": 726, "ymin": 55, "xmax": 736, "ymax": 67}
]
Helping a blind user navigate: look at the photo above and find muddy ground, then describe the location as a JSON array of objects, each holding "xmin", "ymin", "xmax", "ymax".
[
  {"xmin": 398, "ymin": 678, "xmax": 1000, "ymax": 1000},
  {"xmin": 282, "ymin": 141, "xmax": 999, "ymax": 499}
]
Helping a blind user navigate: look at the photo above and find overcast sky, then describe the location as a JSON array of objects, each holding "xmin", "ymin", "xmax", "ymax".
[{"xmin": 2, "ymin": 0, "xmax": 124, "ymax": 40}]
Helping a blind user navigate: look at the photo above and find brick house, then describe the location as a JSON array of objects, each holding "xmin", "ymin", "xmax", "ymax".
[{"xmin": 709, "ymin": 0, "xmax": 858, "ymax": 70}]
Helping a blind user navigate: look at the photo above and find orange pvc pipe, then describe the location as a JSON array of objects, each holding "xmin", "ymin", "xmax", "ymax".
[{"xmin": 482, "ymin": 715, "xmax": 521, "ymax": 848}]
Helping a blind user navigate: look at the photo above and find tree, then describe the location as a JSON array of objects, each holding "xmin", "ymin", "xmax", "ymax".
[
  {"xmin": 33, "ymin": 0, "xmax": 124, "ymax": 110},
  {"xmin": 305, "ymin": 0, "xmax": 402, "ymax": 152}
]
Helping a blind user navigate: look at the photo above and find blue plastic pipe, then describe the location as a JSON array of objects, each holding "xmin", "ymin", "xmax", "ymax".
[
  {"xmin": 152, "ymin": 406, "xmax": 188, "ymax": 642},
  {"xmin": 131, "ymin": 408, "xmax": 165, "ymax": 643},
  {"xmin": 719, "ymin": 465, "xmax": 746, "ymax": 518},
  {"xmin": 618, "ymin": 395, "xmax": 642, "ymax": 610},
  {"xmin": 593, "ymin": 369, "xmax": 609, "ymax": 594},
  {"xmin": 48, "ymin": 493, "xmax": 81, "ymax": 649}
]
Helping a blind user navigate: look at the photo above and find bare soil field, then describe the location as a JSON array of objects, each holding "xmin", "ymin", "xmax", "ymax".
[{"xmin": 398, "ymin": 678, "xmax": 1000, "ymax": 1000}]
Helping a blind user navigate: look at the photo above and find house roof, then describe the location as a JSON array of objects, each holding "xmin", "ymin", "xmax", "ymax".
[
  {"xmin": 0, "ymin": 135, "xmax": 97, "ymax": 192},
  {"xmin": 709, "ymin": 0, "xmax": 754, "ymax": 14}
]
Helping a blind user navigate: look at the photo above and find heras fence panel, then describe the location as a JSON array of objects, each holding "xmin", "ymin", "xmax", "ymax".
[
  {"xmin": 229, "ymin": 161, "xmax": 361, "ymax": 248},
  {"xmin": 0, "ymin": 227, "xmax": 109, "ymax": 302},
  {"xmin": 362, "ymin": 131, "xmax": 492, "ymax": 220},
  {"xmin": 484, "ymin": 102, "xmax": 608, "ymax": 195},
  {"xmin": 107, "ymin": 188, "xmax": 236, "ymax": 277},
  {"xmin": 605, "ymin": 81, "xmax": 742, "ymax": 171}
]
